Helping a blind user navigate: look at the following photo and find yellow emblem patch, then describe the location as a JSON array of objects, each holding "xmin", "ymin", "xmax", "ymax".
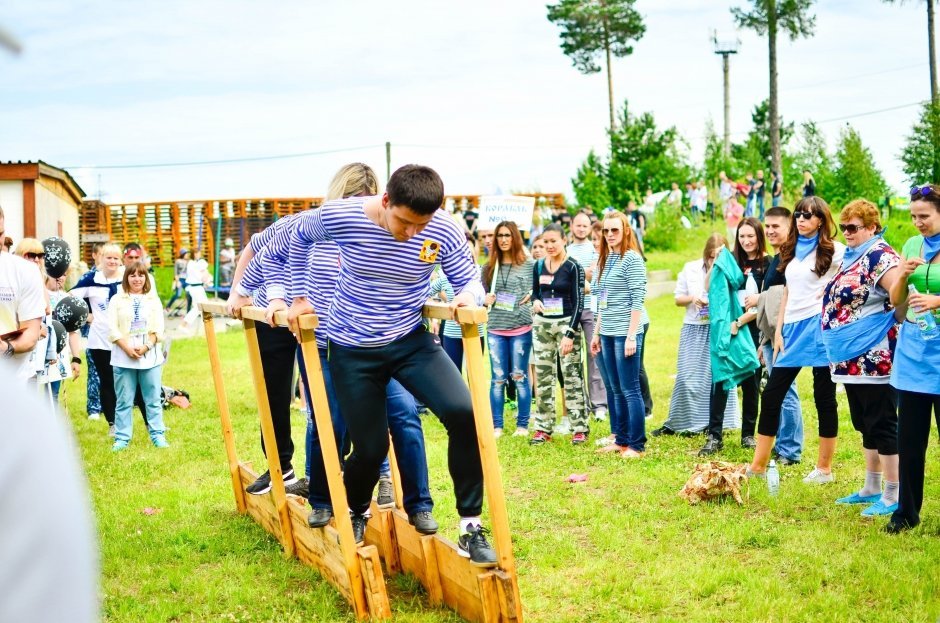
[{"xmin": 418, "ymin": 239, "xmax": 441, "ymax": 263}]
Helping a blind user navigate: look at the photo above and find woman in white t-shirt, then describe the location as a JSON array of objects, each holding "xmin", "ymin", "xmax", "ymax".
[
  {"xmin": 180, "ymin": 249, "xmax": 211, "ymax": 329},
  {"xmin": 655, "ymin": 233, "xmax": 739, "ymax": 436},
  {"xmin": 108, "ymin": 261, "xmax": 168, "ymax": 451},
  {"xmin": 749, "ymin": 197, "xmax": 846, "ymax": 483}
]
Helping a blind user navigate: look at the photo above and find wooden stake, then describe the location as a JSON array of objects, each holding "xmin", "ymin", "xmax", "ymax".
[
  {"xmin": 200, "ymin": 303, "xmax": 246, "ymax": 513},
  {"xmin": 243, "ymin": 317, "xmax": 294, "ymax": 556}
]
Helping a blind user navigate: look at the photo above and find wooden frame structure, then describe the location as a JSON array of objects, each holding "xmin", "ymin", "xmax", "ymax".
[{"xmin": 200, "ymin": 300, "xmax": 523, "ymax": 622}]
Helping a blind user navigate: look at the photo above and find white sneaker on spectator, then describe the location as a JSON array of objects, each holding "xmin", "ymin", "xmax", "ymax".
[
  {"xmin": 593, "ymin": 407, "xmax": 607, "ymax": 422},
  {"xmin": 512, "ymin": 427, "xmax": 528, "ymax": 437},
  {"xmin": 493, "ymin": 428, "xmax": 503, "ymax": 439},
  {"xmin": 554, "ymin": 418, "xmax": 572, "ymax": 435},
  {"xmin": 802, "ymin": 468, "xmax": 835, "ymax": 484},
  {"xmin": 88, "ymin": 413, "xmax": 101, "ymax": 421}
]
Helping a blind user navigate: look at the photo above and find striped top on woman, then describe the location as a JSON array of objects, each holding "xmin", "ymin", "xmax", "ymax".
[
  {"xmin": 287, "ymin": 197, "xmax": 484, "ymax": 347},
  {"xmin": 593, "ymin": 251, "xmax": 648, "ymax": 337}
]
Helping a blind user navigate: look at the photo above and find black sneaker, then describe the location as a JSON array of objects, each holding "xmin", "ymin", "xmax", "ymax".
[
  {"xmin": 307, "ymin": 507, "xmax": 333, "ymax": 528},
  {"xmin": 777, "ymin": 455, "xmax": 801, "ymax": 466},
  {"xmin": 884, "ymin": 518, "xmax": 916, "ymax": 534},
  {"xmin": 285, "ymin": 477, "xmax": 309, "ymax": 498},
  {"xmin": 376, "ymin": 477, "xmax": 394, "ymax": 508},
  {"xmin": 698, "ymin": 436, "xmax": 723, "ymax": 457},
  {"xmin": 408, "ymin": 511, "xmax": 439, "ymax": 535},
  {"xmin": 246, "ymin": 468, "xmax": 297, "ymax": 495},
  {"xmin": 651, "ymin": 426, "xmax": 675, "ymax": 437},
  {"xmin": 350, "ymin": 513, "xmax": 368, "ymax": 545},
  {"xmin": 741, "ymin": 436, "xmax": 757, "ymax": 449},
  {"xmin": 457, "ymin": 524, "xmax": 498, "ymax": 568}
]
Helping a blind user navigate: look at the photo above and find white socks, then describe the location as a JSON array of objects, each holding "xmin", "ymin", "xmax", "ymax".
[
  {"xmin": 882, "ymin": 481, "xmax": 899, "ymax": 505},
  {"xmin": 459, "ymin": 517, "xmax": 482, "ymax": 534},
  {"xmin": 859, "ymin": 471, "xmax": 883, "ymax": 497}
]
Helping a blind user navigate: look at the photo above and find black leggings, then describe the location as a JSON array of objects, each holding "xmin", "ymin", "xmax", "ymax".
[
  {"xmin": 328, "ymin": 328, "xmax": 483, "ymax": 517},
  {"xmin": 757, "ymin": 366, "xmax": 838, "ymax": 438},
  {"xmin": 88, "ymin": 348, "xmax": 148, "ymax": 426},
  {"xmin": 255, "ymin": 322, "xmax": 297, "ymax": 472},
  {"xmin": 844, "ymin": 384, "xmax": 898, "ymax": 455},
  {"xmin": 892, "ymin": 389, "xmax": 940, "ymax": 528},
  {"xmin": 708, "ymin": 367, "xmax": 761, "ymax": 440}
]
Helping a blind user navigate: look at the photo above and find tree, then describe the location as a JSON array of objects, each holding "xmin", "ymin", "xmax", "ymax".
[
  {"xmin": 829, "ymin": 126, "xmax": 889, "ymax": 208},
  {"xmin": 546, "ymin": 0, "xmax": 645, "ymax": 131},
  {"xmin": 571, "ymin": 150, "xmax": 612, "ymax": 212},
  {"xmin": 899, "ymin": 100, "xmax": 940, "ymax": 183},
  {"xmin": 731, "ymin": 99, "xmax": 794, "ymax": 171},
  {"xmin": 732, "ymin": 0, "xmax": 816, "ymax": 176},
  {"xmin": 883, "ymin": 1, "xmax": 937, "ymax": 102},
  {"xmin": 787, "ymin": 121, "xmax": 833, "ymax": 199}
]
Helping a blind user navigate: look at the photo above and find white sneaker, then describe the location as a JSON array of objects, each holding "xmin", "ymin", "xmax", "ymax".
[
  {"xmin": 593, "ymin": 407, "xmax": 607, "ymax": 422},
  {"xmin": 493, "ymin": 428, "xmax": 503, "ymax": 439},
  {"xmin": 512, "ymin": 427, "xmax": 528, "ymax": 437},
  {"xmin": 595, "ymin": 434, "xmax": 616, "ymax": 447},
  {"xmin": 88, "ymin": 413, "xmax": 101, "ymax": 421},
  {"xmin": 802, "ymin": 468, "xmax": 835, "ymax": 484},
  {"xmin": 554, "ymin": 418, "xmax": 572, "ymax": 435}
]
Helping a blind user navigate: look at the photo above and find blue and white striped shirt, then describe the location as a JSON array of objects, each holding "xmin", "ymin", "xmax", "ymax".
[
  {"xmin": 593, "ymin": 250, "xmax": 649, "ymax": 337},
  {"xmin": 287, "ymin": 197, "xmax": 484, "ymax": 347}
]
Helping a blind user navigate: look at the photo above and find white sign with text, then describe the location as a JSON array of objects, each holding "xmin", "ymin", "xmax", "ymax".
[{"xmin": 478, "ymin": 195, "xmax": 536, "ymax": 231}]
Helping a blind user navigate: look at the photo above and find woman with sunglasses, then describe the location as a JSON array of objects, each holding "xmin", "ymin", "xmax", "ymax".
[
  {"xmin": 820, "ymin": 199, "xmax": 904, "ymax": 517},
  {"xmin": 482, "ymin": 221, "xmax": 534, "ymax": 438},
  {"xmin": 748, "ymin": 197, "xmax": 844, "ymax": 483},
  {"xmin": 590, "ymin": 212, "xmax": 648, "ymax": 458},
  {"xmin": 884, "ymin": 184, "xmax": 940, "ymax": 533}
]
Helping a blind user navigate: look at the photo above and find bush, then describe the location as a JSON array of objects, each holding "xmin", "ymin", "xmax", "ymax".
[{"xmin": 644, "ymin": 202, "xmax": 682, "ymax": 252}]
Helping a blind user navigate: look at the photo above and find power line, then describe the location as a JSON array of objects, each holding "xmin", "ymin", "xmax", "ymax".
[
  {"xmin": 63, "ymin": 144, "xmax": 384, "ymax": 170},
  {"xmin": 813, "ymin": 100, "xmax": 926, "ymax": 124},
  {"xmin": 786, "ymin": 62, "xmax": 926, "ymax": 91}
]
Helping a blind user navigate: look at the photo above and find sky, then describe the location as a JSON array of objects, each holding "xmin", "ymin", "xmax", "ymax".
[{"xmin": 0, "ymin": 0, "xmax": 931, "ymax": 204}]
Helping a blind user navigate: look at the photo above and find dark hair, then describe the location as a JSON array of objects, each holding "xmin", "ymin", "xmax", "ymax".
[
  {"xmin": 121, "ymin": 260, "xmax": 151, "ymax": 294},
  {"xmin": 386, "ymin": 164, "xmax": 444, "ymax": 215},
  {"xmin": 123, "ymin": 242, "xmax": 142, "ymax": 253},
  {"xmin": 541, "ymin": 223, "xmax": 566, "ymax": 239},
  {"xmin": 764, "ymin": 206, "xmax": 791, "ymax": 220},
  {"xmin": 910, "ymin": 183, "xmax": 940, "ymax": 213},
  {"xmin": 482, "ymin": 221, "xmax": 527, "ymax": 285},
  {"xmin": 733, "ymin": 217, "xmax": 767, "ymax": 266},
  {"xmin": 778, "ymin": 196, "xmax": 836, "ymax": 277}
]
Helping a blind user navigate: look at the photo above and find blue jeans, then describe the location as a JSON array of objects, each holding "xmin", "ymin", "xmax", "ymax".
[
  {"xmin": 299, "ymin": 348, "xmax": 433, "ymax": 514},
  {"xmin": 113, "ymin": 365, "xmax": 165, "ymax": 443},
  {"xmin": 762, "ymin": 343, "xmax": 803, "ymax": 461},
  {"xmin": 486, "ymin": 331, "xmax": 532, "ymax": 429},
  {"xmin": 597, "ymin": 334, "xmax": 647, "ymax": 451}
]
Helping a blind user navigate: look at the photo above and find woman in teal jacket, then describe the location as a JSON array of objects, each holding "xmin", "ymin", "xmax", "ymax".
[{"xmin": 699, "ymin": 246, "xmax": 761, "ymax": 455}]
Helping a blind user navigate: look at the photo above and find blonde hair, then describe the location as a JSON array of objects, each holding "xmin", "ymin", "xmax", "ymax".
[
  {"xmin": 100, "ymin": 242, "xmax": 122, "ymax": 257},
  {"xmin": 13, "ymin": 237, "xmax": 43, "ymax": 257},
  {"xmin": 840, "ymin": 199, "xmax": 882, "ymax": 231},
  {"xmin": 702, "ymin": 233, "xmax": 727, "ymax": 264},
  {"xmin": 325, "ymin": 163, "xmax": 379, "ymax": 201}
]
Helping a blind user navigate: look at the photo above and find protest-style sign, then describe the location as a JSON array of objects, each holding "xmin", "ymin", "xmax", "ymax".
[{"xmin": 478, "ymin": 195, "xmax": 535, "ymax": 232}]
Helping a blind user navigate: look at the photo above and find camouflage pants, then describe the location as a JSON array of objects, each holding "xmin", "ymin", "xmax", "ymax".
[{"xmin": 531, "ymin": 316, "xmax": 588, "ymax": 434}]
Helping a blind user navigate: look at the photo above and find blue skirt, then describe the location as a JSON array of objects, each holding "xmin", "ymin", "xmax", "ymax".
[
  {"xmin": 776, "ymin": 314, "xmax": 828, "ymax": 368},
  {"xmin": 891, "ymin": 321, "xmax": 940, "ymax": 394}
]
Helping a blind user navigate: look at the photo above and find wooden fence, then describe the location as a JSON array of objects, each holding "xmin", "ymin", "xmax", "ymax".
[{"xmin": 80, "ymin": 193, "xmax": 565, "ymax": 268}]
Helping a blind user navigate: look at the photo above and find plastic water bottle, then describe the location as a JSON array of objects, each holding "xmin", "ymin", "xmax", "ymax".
[
  {"xmin": 909, "ymin": 284, "xmax": 939, "ymax": 340},
  {"xmin": 766, "ymin": 460, "xmax": 780, "ymax": 497}
]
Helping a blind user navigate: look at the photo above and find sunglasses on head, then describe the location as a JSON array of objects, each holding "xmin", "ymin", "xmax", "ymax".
[
  {"xmin": 838, "ymin": 223, "xmax": 863, "ymax": 234},
  {"xmin": 910, "ymin": 184, "xmax": 934, "ymax": 198},
  {"xmin": 794, "ymin": 210, "xmax": 818, "ymax": 220},
  {"xmin": 602, "ymin": 227, "xmax": 622, "ymax": 234},
  {"xmin": 25, "ymin": 252, "xmax": 45, "ymax": 260}
]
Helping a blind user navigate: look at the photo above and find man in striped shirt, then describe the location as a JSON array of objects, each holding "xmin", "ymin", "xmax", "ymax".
[{"xmin": 285, "ymin": 165, "xmax": 497, "ymax": 567}]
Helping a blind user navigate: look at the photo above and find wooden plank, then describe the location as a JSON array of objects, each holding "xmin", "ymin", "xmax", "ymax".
[
  {"xmin": 287, "ymin": 500, "xmax": 356, "ymax": 605},
  {"xmin": 239, "ymin": 465, "xmax": 286, "ymax": 539},
  {"xmin": 477, "ymin": 573, "xmax": 501, "ymax": 623},
  {"xmin": 239, "ymin": 305, "xmax": 319, "ymax": 330},
  {"xmin": 419, "ymin": 535, "xmax": 443, "ymax": 606},
  {"xmin": 358, "ymin": 546, "xmax": 392, "ymax": 619},
  {"xmin": 422, "ymin": 301, "xmax": 488, "ymax": 324},
  {"xmin": 494, "ymin": 570, "xmax": 519, "ymax": 621},
  {"xmin": 0, "ymin": 162, "xmax": 39, "ymax": 180},
  {"xmin": 242, "ymin": 318, "xmax": 294, "ymax": 556},
  {"xmin": 366, "ymin": 506, "xmax": 400, "ymax": 575},
  {"xmin": 199, "ymin": 302, "xmax": 246, "ymax": 513}
]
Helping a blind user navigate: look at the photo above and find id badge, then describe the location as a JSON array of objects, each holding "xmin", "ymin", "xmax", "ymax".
[
  {"xmin": 130, "ymin": 319, "xmax": 147, "ymax": 335},
  {"xmin": 598, "ymin": 289, "xmax": 609, "ymax": 310},
  {"xmin": 543, "ymin": 297, "xmax": 564, "ymax": 316},
  {"xmin": 494, "ymin": 293, "xmax": 517, "ymax": 312}
]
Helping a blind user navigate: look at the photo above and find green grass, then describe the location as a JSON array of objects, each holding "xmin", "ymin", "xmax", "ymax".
[{"xmin": 67, "ymin": 267, "xmax": 940, "ymax": 622}]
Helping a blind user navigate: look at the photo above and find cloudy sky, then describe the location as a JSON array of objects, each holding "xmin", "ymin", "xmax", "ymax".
[{"xmin": 0, "ymin": 0, "xmax": 930, "ymax": 203}]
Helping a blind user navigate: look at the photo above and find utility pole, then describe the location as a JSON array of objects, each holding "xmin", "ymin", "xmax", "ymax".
[
  {"xmin": 712, "ymin": 31, "xmax": 740, "ymax": 158},
  {"xmin": 385, "ymin": 141, "xmax": 391, "ymax": 182}
]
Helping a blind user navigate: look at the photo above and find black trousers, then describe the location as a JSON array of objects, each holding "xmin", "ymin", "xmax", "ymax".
[
  {"xmin": 328, "ymin": 328, "xmax": 483, "ymax": 517},
  {"xmin": 88, "ymin": 348, "xmax": 148, "ymax": 426},
  {"xmin": 845, "ymin": 384, "xmax": 898, "ymax": 455},
  {"xmin": 757, "ymin": 365, "xmax": 838, "ymax": 438},
  {"xmin": 892, "ymin": 389, "xmax": 940, "ymax": 528},
  {"xmin": 707, "ymin": 368, "xmax": 761, "ymax": 440},
  {"xmin": 255, "ymin": 322, "xmax": 297, "ymax": 472}
]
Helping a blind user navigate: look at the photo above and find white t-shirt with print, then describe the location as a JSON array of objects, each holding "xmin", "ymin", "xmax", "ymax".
[
  {"xmin": 0, "ymin": 253, "xmax": 47, "ymax": 380},
  {"xmin": 784, "ymin": 241, "xmax": 846, "ymax": 323}
]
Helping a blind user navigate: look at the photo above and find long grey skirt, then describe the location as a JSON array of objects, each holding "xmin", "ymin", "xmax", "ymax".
[{"xmin": 664, "ymin": 323, "xmax": 740, "ymax": 433}]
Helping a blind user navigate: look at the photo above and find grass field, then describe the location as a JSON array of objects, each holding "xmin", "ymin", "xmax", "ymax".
[{"xmin": 68, "ymin": 237, "xmax": 940, "ymax": 623}]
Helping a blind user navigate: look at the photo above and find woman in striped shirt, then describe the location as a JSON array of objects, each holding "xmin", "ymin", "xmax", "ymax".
[
  {"xmin": 481, "ymin": 221, "xmax": 534, "ymax": 438},
  {"xmin": 590, "ymin": 211, "xmax": 649, "ymax": 458}
]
